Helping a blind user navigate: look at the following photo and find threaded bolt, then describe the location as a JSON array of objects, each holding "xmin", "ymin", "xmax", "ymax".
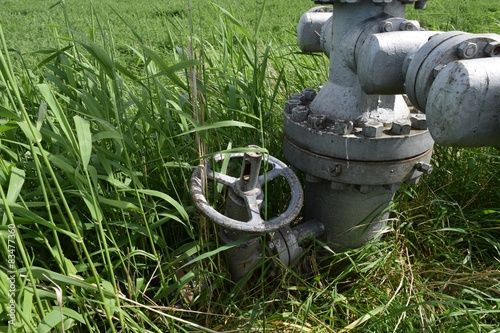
[
  {"xmin": 415, "ymin": 162, "xmax": 433, "ymax": 174},
  {"xmin": 484, "ymin": 42, "xmax": 500, "ymax": 57},
  {"xmin": 308, "ymin": 114, "xmax": 327, "ymax": 129},
  {"xmin": 399, "ymin": 20, "xmax": 419, "ymax": 31},
  {"xmin": 379, "ymin": 21, "xmax": 393, "ymax": 33},
  {"xmin": 457, "ymin": 42, "xmax": 478, "ymax": 59}
]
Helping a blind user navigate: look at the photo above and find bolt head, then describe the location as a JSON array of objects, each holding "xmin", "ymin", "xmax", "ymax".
[
  {"xmin": 363, "ymin": 121, "xmax": 384, "ymax": 138},
  {"xmin": 457, "ymin": 42, "xmax": 478, "ymax": 59},
  {"xmin": 391, "ymin": 119, "xmax": 412, "ymax": 135}
]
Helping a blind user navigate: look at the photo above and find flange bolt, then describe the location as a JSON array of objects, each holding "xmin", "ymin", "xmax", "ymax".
[
  {"xmin": 379, "ymin": 21, "xmax": 393, "ymax": 33},
  {"xmin": 410, "ymin": 114, "xmax": 427, "ymax": 130},
  {"xmin": 484, "ymin": 42, "xmax": 500, "ymax": 57},
  {"xmin": 391, "ymin": 119, "xmax": 412, "ymax": 135},
  {"xmin": 399, "ymin": 20, "xmax": 419, "ymax": 31},
  {"xmin": 363, "ymin": 121, "xmax": 384, "ymax": 138},
  {"xmin": 302, "ymin": 88, "xmax": 317, "ymax": 102},
  {"xmin": 333, "ymin": 120, "xmax": 354, "ymax": 135},
  {"xmin": 415, "ymin": 162, "xmax": 433, "ymax": 174},
  {"xmin": 291, "ymin": 105, "xmax": 310, "ymax": 122},
  {"xmin": 457, "ymin": 42, "xmax": 478, "ymax": 59},
  {"xmin": 308, "ymin": 114, "xmax": 327, "ymax": 129}
]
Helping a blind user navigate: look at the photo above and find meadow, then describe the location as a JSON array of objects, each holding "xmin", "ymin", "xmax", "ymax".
[{"xmin": 0, "ymin": 0, "xmax": 499, "ymax": 332}]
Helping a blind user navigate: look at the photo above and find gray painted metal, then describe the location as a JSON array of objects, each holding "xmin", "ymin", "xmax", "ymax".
[
  {"xmin": 405, "ymin": 32, "xmax": 500, "ymax": 112},
  {"xmin": 426, "ymin": 58, "xmax": 500, "ymax": 146},
  {"xmin": 190, "ymin": 153, "xmax": 303, "ymax": 233},
  {"xmin": 284, "ymin": 110, "xmax": 434, "ymax": 161},
  {"xmin": 283, "ymin": 138, "xmax": 433, "ymax": 185},
  {"xmin": 297, "ymin": 7, "xmax": 333, "ymax": 53},
  {"xmin": 287, "ymin": 1, "xmax": 436, "ymax": 250}
]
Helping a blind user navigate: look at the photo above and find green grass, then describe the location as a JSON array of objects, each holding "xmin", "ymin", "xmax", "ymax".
[{"xmin": 0, "ymin": 0, "xmax": 499, "ymax": 332}]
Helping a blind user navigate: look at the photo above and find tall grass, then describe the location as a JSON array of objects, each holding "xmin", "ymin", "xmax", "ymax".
[{"xmin": 0, "ymin": 0, "xmax": 499, "ymax": 332}]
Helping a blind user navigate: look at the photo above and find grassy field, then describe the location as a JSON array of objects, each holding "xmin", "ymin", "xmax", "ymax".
[{"xmin": 0, "ymin": 0, "xmax": 499, "ymax": 332}]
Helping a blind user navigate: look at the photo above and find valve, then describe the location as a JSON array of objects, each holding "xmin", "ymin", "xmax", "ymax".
[{"xmin": 189, "ymin": 147, "xmax": 303, "ymax": 234}]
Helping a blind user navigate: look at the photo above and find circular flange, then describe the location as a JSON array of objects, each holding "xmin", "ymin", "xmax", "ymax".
[
  {"xmin": 284, "ymin": 112, "xmax": 434, "ymax": 162},
  {"xmin": 405, "ymin": 31, "xmax": 500, "ymax": 112},
  {"xmin": 283, "ymin": 137, "xmax": 433, "ymax": 185}
]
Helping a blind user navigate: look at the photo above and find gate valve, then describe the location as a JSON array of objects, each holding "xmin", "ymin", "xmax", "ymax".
[{"xmin": 190, "ymin": 147, "xmax": 303, "ymax": 234}]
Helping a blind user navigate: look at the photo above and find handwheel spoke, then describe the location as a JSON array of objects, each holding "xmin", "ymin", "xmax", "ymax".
[
  {"xmin": 207, "ymin": 170, "xmax": 239, "ymax": 187},
  {"xmin": 243, "ymin": 193, "xmax": 264, "ymax": 225},
  {"xmin": 258, "ymin": 166, "xmax": 284, "ymax": 184}
]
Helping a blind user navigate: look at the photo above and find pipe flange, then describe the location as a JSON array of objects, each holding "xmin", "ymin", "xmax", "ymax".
[
  {"xmin": 284, "ymin": 111, "xmax": 434, "ymax": 162},
  {"xmin": 283, "ymin": 137, "xmax": 433, "ymax": 185},
  {"xmin": 405, "ymin": 32, "xmax": 500, "ymax": 112}
]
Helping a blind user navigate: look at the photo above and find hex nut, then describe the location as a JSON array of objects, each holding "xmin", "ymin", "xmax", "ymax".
[
  {"xmin": 415, "ymin": 162, "xmax": 433, "ymax": 174},
  {"xmin": 457, "ymin": 42, "xmax": 478, "ymax": 59},
  {"xmin": 333, "ymin": 120, "xmax": 354, "ymax": 135},
  {"xmin": 291, "ymin": 105, "xmax": 309, "ymax": 122},
  {"xmin": 308, "ymin": 114, "xmax": 327, "ymax": 129},
  {"xmin": 284, "ymin": 99, "xmax": 301, "ymax": 114},
  {"xmin": 399, "ymin": 20, "xmax": 419, "ymax": 31},
  {"xmin": 432, "ymin": 64, "xmax": 445, "ymax": 78},
  {"xmin": 410, "ymin": 114, "xmax": 427, "ymax": 130},
  {"xmin": 379, "ymin": 21, "xmax": 393, "ymax": 33},
  {"xmin": 302, "ymin": 88, "xmax": 317, "ymax": 102},
  {"xmin": 484, "ymin": 42, "xmax": 500, "ymax": 57},
  {"xmin": 391, "ymin": 119, "xmax": 412, "ymax": 135},
  {"xmin": 363, "ymin": 121, "xmax": 383, "ymax": 138}
]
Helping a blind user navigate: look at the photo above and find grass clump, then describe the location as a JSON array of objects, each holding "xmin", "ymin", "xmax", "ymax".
[{"xmin": 0, "ymin": 0, "xmax": 499, "ymax": 332}]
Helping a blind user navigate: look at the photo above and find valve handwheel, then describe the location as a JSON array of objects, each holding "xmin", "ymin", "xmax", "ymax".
[{"xmin": 190, "ymin": 151, "xmax": 304, "ymax": 234}]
